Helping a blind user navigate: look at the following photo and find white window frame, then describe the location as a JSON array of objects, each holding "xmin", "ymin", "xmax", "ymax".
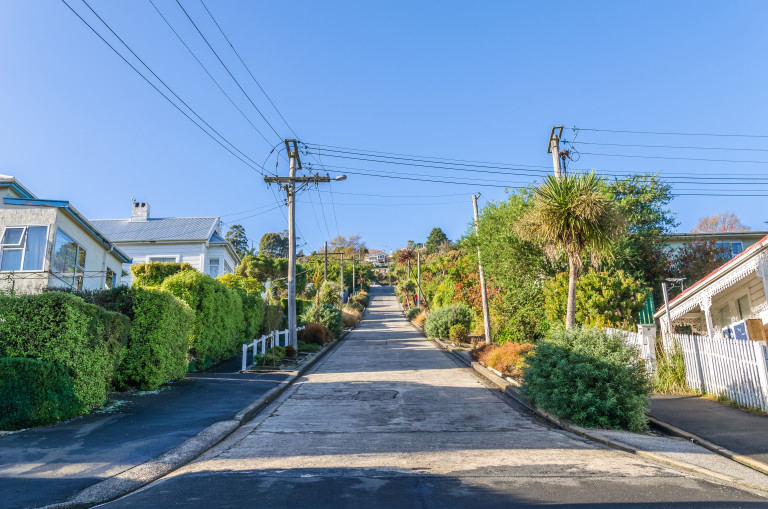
[
  {"xmin": 147, "ymin": 255, "xmax": 180, "ymax": 263},
  {"xmin": 224, "ymin": 260, "xmax": 232, "ymax": 274},
  {"xmin": 209, "ymin": 257, "xmax": 220, "ymax": 277},
  {"xmin": 0, "ymin": 225, "xmax": 50, "ymax": 273},
  {"xmin": 51, "ymin": 228, "xmax": 87, "ymax": 290}
]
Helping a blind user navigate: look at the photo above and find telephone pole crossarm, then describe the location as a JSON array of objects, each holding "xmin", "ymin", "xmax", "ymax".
[{"xmin": 264, "ymin": 176, "xmax": 332, "ymax": 184}]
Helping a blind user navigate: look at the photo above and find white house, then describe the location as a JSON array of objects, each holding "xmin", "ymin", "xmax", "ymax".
[
  {"xmin": 0, "ymin": 175, "xmax": 131, "ymax": 294},
  {"xmin": 662, "ymin": 230, "xmax": 768, "ymax": 259},
  {"xmin": 90, "ymin": 202, "xmax": 239, "ymax": 283},
  {"xmin": 654, "ymin": 233, "xmax": 768, "ymax": 342}
]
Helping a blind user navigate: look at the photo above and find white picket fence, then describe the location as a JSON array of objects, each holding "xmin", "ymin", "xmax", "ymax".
[
  {"xmin": 669, "ymin": 333, "xmax": 768, "ymax": 412},
  {"xmin": 241, "ymin": 326, "xmax": 306, "ymax": 371},
  {"xmin": 605, "ymin": 325, "xmax": 657, "ymax": 373}
]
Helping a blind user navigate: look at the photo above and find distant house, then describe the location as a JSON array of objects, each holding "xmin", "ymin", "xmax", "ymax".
[
  {"xmin": 90, "ymin": 202, "xmax": 239, "ymax": 283},
  {"xmin": 662, "ymin": 231, "xmax": 768, "ymax": 259},
  {"xmin": 654, "ymin": 233, "xmax": 768, "ymax": 342},
  {"xmin": 0, "ymin": 175, "xmax": 130, "ymax": 294}
]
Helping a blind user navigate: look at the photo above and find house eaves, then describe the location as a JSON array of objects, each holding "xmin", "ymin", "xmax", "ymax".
[{"xmin": 3, "ymin": 197, "xmax": 132, "ymax": 264}]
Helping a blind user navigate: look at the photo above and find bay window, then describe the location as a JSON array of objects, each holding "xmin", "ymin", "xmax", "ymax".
[{"xmin": 52, "ymin": 228, "xmax": 86, "ymax": 289}]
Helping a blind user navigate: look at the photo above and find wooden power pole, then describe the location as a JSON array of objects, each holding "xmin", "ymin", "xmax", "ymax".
[
  {"xmin": 473, "ymin": 194, "xmax": 491, "ymax": 345},
  {"xmin": 548, "ymin": 126, "xmax": 564, "ymax": 179}
]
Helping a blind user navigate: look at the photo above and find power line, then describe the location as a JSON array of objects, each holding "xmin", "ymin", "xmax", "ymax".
[
  {"xmin": 61, "ymin": 0, "xmax": 266, "ymax": 175},
  {"xmin": 198, "ymin": 0, "xmax": 299, "ymax": 140},
  {"xmin": 573, "ymin": 127, "xmax": 768, "ymax": 139},
  {"xmin": 571, "ymin": 141, "xmax": 768, "ymax": 153},
  {"xmin": 148, "ymin": 0, "xmax": 273, "ymax": 148},
  {"xmin": 578, "ymin": 151, "xmax": 768, "ymax": 165},
  {"xmin": 173, "ymin": 0, "xmax": 283, "ymax": 142}
]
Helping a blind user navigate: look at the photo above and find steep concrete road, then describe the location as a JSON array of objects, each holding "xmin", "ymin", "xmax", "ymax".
[{"xmin": 101, "ymin": 287, "xmax": 768, "ymax": 508}]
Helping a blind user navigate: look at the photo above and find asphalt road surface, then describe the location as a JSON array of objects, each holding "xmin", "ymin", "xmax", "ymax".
[{"xmin": 100, "ymin": 287, "xmax": 768, "ymax": 508}]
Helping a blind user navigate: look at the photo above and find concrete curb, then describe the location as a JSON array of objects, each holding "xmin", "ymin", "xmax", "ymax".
[
  {"xmin": 420, "ymin": 329, "xmax": 768, "ymax": 492},
  {"xmin": 40, "ymin": 325, "xmax": 354, "ymax": 509}
]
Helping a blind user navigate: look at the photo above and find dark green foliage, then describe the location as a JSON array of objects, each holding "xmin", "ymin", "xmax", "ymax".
[
  {"xmin": 298, "ymin": 323, "xmax": 333, "ymax": 346},
  {"xmin": 225, "ymin": 224, "xmax": 250, "ymax": 258},
  {"xmin": 0, "ymin": 357, "xmax": 81, "ymax": 430},
  {"xmin": 300, "ymin": 304, "xmax": 343, "ymax": 339},
  {"xmin": 256, "ymin": 346, "xmax": 285, "ymax": 366},
  {"xmin": 131, "ymin": 262, "xmax": 195, "ymax": 288},
  {"xmin": 523, "ymin": 327, "xmax": 650, "ymax": 431},
  {"xmin": 259, "ymin": 232, "xmax": 289, "ymax": 258},
  {"xmin": 426, "ymin": 227, "xmax": 450, "ymax": 254},
  {"xmin": 352, "ymin": 291, "xmax": 369, "ymax": 308},
  {"xmin": 406, "ymin": 306, "xmax": 421, "ymax": 321},
  {"xmin": 280, "ymin": 298, "xmax": 313, "ymax": 328},
  {"xmin": 262, "ymin": 300, "xmax": 283, "ymax": 334},
  {"xmin": 0, "ymin": 292, "xmax": 123, "ymax": 410},
  {"xmin": 83, "ymin": 287, "xmax": 193, "ymax": 390},
  {"xmin": 297, "ymin": 341, "xmax": 321, "ymax": 353},
  {"xmin": 217, "ymin": 274, "xmax": 266, "ymax": 340},
  {"xmin": 424, "ymin": 303, "xmax": 473, "ymax": 339},
  {"xmin": 449, "ymin": 323, "xmax": 469, "ymax": 343},
  {"xmin": 161, "ymin": 271, "xmax": 244, "ymax": 369}
]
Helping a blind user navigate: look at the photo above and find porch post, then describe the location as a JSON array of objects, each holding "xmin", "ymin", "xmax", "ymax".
[{"xmin": 701, "ymin": 293, "xmax": 715, "ymax": 339}]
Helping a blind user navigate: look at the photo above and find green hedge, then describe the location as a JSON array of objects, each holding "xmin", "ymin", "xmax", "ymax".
[
  {"xmin": 161, "ymin": 271, "xmax": 244, "ymax": 369},
  {"xmin": 300, "ymin": 303, "xmax": 342, "ymax": 339},
  {"xmin": 424, "ymin": 303, "xmax": 473, "ymax": 339},
  {"xmin": 523, "ymin": 327, "xmax": 651, "ymax": 431},
  {"xmin": 85, "ymin": 287, "xmax": 194, "ymax": 390},
  {"xmin": 217, "ymin": 274, "xmax": 266, "ymax": 340},
  {"xmin": 0, "ymin": 292, "xmax": 126, "ymax": 410},
  {"xmin": 0, "ymin": 357, "xmax": 81, "ymax": 430},
  {"xmin": 131, "ymin": 262, "xmax": 194, "ymax": 287}
]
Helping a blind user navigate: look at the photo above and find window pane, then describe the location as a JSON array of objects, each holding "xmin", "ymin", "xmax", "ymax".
[
  {"xmin": 209, "ymin": 258, "xmax": 219, "ymax": 277},
  {"xmin": 22, "ymin": 226, "xmax": 47, "ymax": 271},
  {"xmin": 76, "ymin": 246, "xmax": 86, "ymax": 272},
  {"xmin": 1, "ymin": 228, "xmax": 24, "ymax": 246},
  {"xmin": 149, "ymin": 257, "xmax": 176, "ymax": 263},
  {"xmin": 53, "ymin": 229, "xmax": 76, "ymax": 274},
  {"xmin": 105, "ymin": 268, "xmax": 115, "ymax": 289},
  {"xmin": 731, "ymin": 242, "xmax": 743, "ymax": 255},
  {"xmin": 737, "ymin": 296, "xmax": 750, "ymax": 319},
  {"xmin": 1, "ymin": 249, "xmax": 22, "ymax": 271}
]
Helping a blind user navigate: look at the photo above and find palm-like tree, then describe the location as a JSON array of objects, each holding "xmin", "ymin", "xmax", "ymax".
[
  {"xmin": 517, "ymin": 172, "xmax": 625, "ymax": 329},
  {"xmin": 398, "ymin": 248, "xmax": 417, "ymax": 279}
]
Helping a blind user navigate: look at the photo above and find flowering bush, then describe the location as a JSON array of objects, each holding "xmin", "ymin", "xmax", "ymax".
[{"xmin": 542, "ymin": 270, "xmax": 649, "ymax": 331}]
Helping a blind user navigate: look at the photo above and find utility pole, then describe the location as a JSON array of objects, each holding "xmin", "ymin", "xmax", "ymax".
[
  {"xmin": 417, "ymin": 250, "xmax": 422, "ymax": 307},
  {"xmin": 265, "ymin": 140, "xmax": 346, "ymax": 349},
  {"xmin": 340, "ymin": 253, "xmax": 344, "ymax": 304},
  {"xmin": 352, "ymin": 256, "xmax": 356, "ymax": 296},
  {"xmin": 324, "ymin": 241, "xmax": 328, "ymax": 282},
  {"xmin": 473, "ymin": 194, "xmax": 491, "ymax": 345},
  {"xmin": 548, "ymin": 126, "xmax": 564, "ymax": 179}
]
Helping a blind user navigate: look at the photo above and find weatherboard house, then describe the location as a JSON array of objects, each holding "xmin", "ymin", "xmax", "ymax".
[
  {"xmin": 90, "ymin": 202, "xmax": 239, "ymax": 284},
  {"xmin": 0, "ymin": 175, "xmax": 130, "ymax": 294},
  {"xmin": 654, "ymin": 233, "xmax": 768, "ymax": 343}
]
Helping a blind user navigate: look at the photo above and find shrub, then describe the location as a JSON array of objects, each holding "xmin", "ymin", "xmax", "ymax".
[
  {"xmin": 161, "ymin": 271, "xmax": 245, "ymax": 369},
  {"xmin": 523, "ymin": 327, "xmax": 651, "ymax": 431},
  {"xmin": 424, "ymin": 303, "xmax": 473, "ymax": 339},
  {"xmin": 218, "ymin": 274, "xmax": 266, "ymax": 339},
  {"xmin": 0, "ymin": 292, "xmax": 124, "ymax": 411},
  {"xmin": 654, "ymin": 341, "xmax": 690, "ymax": 394},
  {"xmin": 543, "ymin": 270, "xmax": 649, "ymax": 331},
  {"xmin": 131, "ymin": 262, "xmax": 194, "ymax": 288},
  {"xmin": 406, "ymin": 306, "xmax": 421, "ymax": 321},
  {"xmin": 285, "ymin": 345, "xmax": 297, "ymax": 357},
  {"xmin": 0, "ymin": 357, "xmax": 81, "ymax": 430},
  {"xmin": 353, "ymin": 291, "xmax": 369, "ymax": 307},
  {"xmin": 414, "ymin": 311, "xmax": 428, "ymax": 327},
  {"xmin": 472, "ymin": 342, "xmax": 534, "ymax": 378},
  {"xmin": 256, "ymin": 346, "xmax": 286, "ymax": 366},
  {"xmin": 449, "ymin": 324, "xmax": 469, "ymax": 343},
  {"xmin": 83, "ymin": 287, "xmax": 193, "ymax": 390},
  {"xmin": 280, "ymin": 298, "xmax": 313, "ymax": 328},
  {"xmin": 345, "ymin": 300, "xmax": 364, "ymax": 312},
  {"xmin": 300, "ymin": 303, "xmax": 342, "ymax": 339},
  {"xmin": 318, "ymin": 281, "xmax": 341, "ymax": 307},
  {"xmin": 342, "ymin": 307, "xmax": 362, "ymax": 328},
  {"xmin": 298, "ymin": 322, "xmax": 333, "ymax": 346},
  {"xmin": 297, "ymin": 341, "xmax": 321, "ymax": 353}
]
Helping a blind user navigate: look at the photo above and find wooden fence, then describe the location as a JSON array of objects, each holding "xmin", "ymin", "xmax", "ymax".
[
  {"xmin": 605, "ymin": 326, "xmax": 657, "ymax": 374},
  {"xmin": 668, "ymin": 333, "xmax": 768, "ymax": 412}
]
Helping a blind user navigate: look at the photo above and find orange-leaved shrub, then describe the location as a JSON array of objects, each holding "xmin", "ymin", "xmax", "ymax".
[
  {"xmin": 298, "ymin": 322, "xmax": 333, "ymax": 346},
  {"xmin": 471, "ymin": 342, "xmax": 534, "ymax": 378}
]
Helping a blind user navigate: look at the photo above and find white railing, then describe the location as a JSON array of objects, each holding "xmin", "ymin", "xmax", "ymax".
[
  {"xmin": 241, "ymin": 326, "xmax": 306, "ymax": 371},
  {"xmin": 604, "ymin": 325, "xmax": 657, "ymax": 373},
  {"xmin": 671, "ymin": 333, "xmax": 768, "ymax": 411}
]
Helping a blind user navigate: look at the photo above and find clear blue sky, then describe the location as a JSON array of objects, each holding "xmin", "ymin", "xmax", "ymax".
[{"xmin": 2, "ymin": 1, "xmax": 767, "ymax": 254}]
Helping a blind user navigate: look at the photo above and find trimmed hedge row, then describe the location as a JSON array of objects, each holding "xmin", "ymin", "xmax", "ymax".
[
  {"xmin": 161, "ymin": 270, "xmax": 244, "ymax": 369},
  {"xmin": 0, "ymin": 292, "xmax": 128, "ymax": 411},
  {"xmin": 0, "ymin": 357, "xmax": 81, "ymax": 430},
  {"xmin": 131, "ymin": 261, "xmax": 194, "ymax": 288},
  {"xmin": 84, "ymin": 287, "xmax": 194, "ymax": 390}
]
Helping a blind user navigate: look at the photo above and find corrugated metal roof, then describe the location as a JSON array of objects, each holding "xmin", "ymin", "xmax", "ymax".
[{"xmin": 90, "ymin": 217, "xmax": 218, "ymax": 242}]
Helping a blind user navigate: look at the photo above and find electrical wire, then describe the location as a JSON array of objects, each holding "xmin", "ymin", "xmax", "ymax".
[
  {"xmin": 573, "ymin": 127, "xmax": 768, "ymax": 139},
  {"xmin": 61, "ymin": 0, "xmax": 266, "ymax": 174},
  {"xmin": 571, "ymin": 141, "xmax": 768, "ymax": 153},
  {"xmin": 174, "ymin": 0, "xmax": 283, "ymax": 142},
  {"xmin": 148, "ymin": 0, "xmax": 273, "ymax": 148},
  {"xmin": 577, "ymin": 151, "xmax": 768, "ymax": 165}
]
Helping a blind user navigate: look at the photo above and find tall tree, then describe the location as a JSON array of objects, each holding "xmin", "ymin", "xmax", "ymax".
[
  {"xmin": 692, "ymin": 212, "xmax": 750, "ymax": 233},
  {"xmin": 517, "ymin": 173, "xmax": 625, "ymax": 329},
  {"xmin": 225, "ymin": 224, "xmax": 249, "ymax": 259},
  {"xmin": 259, "ymin": 232, "xmax": 289, "ymax": 258},
  {"xmin": 398, "ymin": 248, "xmax": 417, "ymax": 279},
  {"xmin": 425, "ymin": 227, "xmax": 450, "ymax": 254}
]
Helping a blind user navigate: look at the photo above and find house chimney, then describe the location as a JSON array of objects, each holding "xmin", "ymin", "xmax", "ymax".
[{"xmin": 131, "ymin": 201, "xmax": 150, "ymax": 221}]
